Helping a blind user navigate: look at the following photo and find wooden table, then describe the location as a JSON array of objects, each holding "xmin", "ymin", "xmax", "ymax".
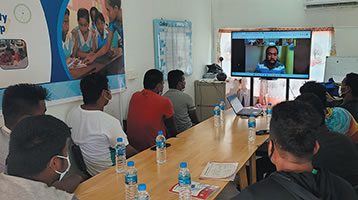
[{"xmin": 74, "ymin": 109, "xmax": 269, "ymax": 199}]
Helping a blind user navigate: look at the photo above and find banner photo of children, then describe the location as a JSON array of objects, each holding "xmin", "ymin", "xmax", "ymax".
[{"xmin": 62, "ymin": 0, "xmax": 124, "ymax": 80}]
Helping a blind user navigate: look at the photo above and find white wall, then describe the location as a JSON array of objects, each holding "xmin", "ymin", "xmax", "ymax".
[
  {"xmin": 211, "ymin": 0, "xmax": 358, "ymax": 58},
  {"xmin": 15, "ymin": 0, "xmax": 212, "ymax": 124}
]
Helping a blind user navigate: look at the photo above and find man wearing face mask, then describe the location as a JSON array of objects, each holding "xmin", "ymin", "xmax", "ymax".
[
  {"xmin": 232, "ymin": 101, "xmax": 357, "ymax": 200},
  {"xmin": 66, "ymin": 73, "xmax": 136, "ymax": 176},
  {"xmin": 0, "ymin": 115, "xmax": 77, "ymax": 200},
  {"xmin": 127, "ymin": 69, "xmax": 177, "ymax": 152},
  {"xmin": 339, "ymin": 73, "xmax": 358, "ymax": 122},
  {"xmin": 164, "ymin": 70, "xmax": 199, "ymax": 133}
]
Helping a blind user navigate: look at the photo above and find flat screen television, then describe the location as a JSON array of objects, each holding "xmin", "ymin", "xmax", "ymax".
[{"xmin": 231, "ymin": 31, "xmax": 312, "ymax": 79}]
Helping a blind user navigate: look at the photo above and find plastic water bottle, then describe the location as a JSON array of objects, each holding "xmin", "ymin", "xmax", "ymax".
[
  {"xmin": 125, "ymin": 161, "xmax": 138, "ymax": 200},
  {"xmin": 219, "ymin": 99, "xmax": 225, "ymax": 121},
  {"xmin": 134, "ymin": 184, "xmax": 150, "ymax": 200},
  {"xmin": 116, "ymin": 137, "xmax": 126, "ymax": 173},
  {"xmin": 248, "ymin": 114, "xmax": 256, "ymax": 142},
  {"xmin": 267, "ymin": 103, "xmax": 272, "ymax": 131},
  {"xmin": 214, "ymin": 104, "xmax": 220, "ymax": 127},
  {"xmin": 156, "ymin": 131, "xmax": 166, "ymax": 164},
  {"xmin": 178, "ymin": 162, "xmax": 192, "ymax": 200}
]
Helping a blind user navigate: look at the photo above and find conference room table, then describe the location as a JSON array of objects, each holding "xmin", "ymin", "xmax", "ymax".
[{"xmin": 74, "ymin": 109, "xmax": 270, "ymax": 199}]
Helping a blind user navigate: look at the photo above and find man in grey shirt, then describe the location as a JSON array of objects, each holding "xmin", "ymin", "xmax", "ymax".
[{"xmin": 164, "ymin": 70, "xmax": 199, "ymax": 133}]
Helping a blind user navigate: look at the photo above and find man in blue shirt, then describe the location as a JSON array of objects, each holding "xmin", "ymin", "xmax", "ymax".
[{"xmin": 255, "ymin": 46, "xmax": 286, "ymax": 74}]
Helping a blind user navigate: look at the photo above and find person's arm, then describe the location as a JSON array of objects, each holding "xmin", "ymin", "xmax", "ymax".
[
  {"xmin": 52, "ymin": 175, "xmax": 84, "ymax": 193},
  {"xmin": 126, "ymin": 144, "xmax": 137, "ymax": 158},
  {"xmin": 188, "ymin": 109, "xmax": 199, "ymax": 124},
  {"xmin": 71, "ymin": 29, "xmax": 79, "ymax": 57},
  {"xmin": 91, "ymin": 29, "xmax": 97, "ymax": 52},
  {"xmin": 164, "ymin": 116, "xmax": 177, "ymax": 138},
  {"xmin": 84, "ymin": 30, "xmax": 114, "ymax": 64}
]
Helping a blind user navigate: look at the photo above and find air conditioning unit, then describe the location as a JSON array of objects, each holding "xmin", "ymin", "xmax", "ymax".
[{"xmin": 304, "ymin": 0, "xmax": 358, "ymax": 8}]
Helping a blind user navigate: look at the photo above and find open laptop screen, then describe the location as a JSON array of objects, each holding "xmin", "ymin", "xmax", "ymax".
[{"xmin": 227, "ymin": 94, "xmax": 243, "ymax": 114}]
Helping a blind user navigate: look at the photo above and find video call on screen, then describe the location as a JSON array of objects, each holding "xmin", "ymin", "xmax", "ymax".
[{"xmin": 231, "ymin": 31, "xmax": 312, "ymax": 79}]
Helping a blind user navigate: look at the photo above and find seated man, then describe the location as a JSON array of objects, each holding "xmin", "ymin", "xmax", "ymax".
[
  {"xmin": 127, "ymin": 69, "xmax": 177, "ymax": 152},
  {"xmin": 300, "ymin": 81, "xmax": 358, "ymax": 143},
  {"xmin": 1, "ymin": 84, "xmax": 48, "ymax": 173},
  {"xmin": 1, "ymin": 115, "xmax": 77, "ymax": 199},
  {"xmin": 339, "ymin": 72, "xmax": 358, "ymax": 121},
  {"xmin": 233, "ymin": 101, "xmax": 357, "ymax": 200},
  {"xmin": 296, "ymin": 93, "xmax": 358, "ymax": 187},
  {"xmin": 164, "ymin": 70, "xmax": 199, "ymax": 133},
  {"xmin": 66, "ymin": 73, "xmax": 136, "ymax": 176},
  {"xmin": 255, "ymin": 46, "xmax": 286, "ymax": 74}
]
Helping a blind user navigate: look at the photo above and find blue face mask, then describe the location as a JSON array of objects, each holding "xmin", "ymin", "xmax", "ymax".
[{"xmin": 54, "ymin": 155, "xmax": 71, "ymax": 181}]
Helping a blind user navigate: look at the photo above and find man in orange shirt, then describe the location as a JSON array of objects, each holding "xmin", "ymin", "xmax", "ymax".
[{"xmin": 127, "ymin": 69, "xmax": 177, "ymax": 152}]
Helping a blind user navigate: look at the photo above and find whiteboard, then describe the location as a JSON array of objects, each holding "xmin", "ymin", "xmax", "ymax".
[{"xmin": 324, "ymin": 56, "xmax": 358, "ymax": 83}]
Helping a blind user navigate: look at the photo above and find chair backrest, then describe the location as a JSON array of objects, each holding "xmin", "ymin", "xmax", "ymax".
[{"xmin": 68, "ymin": 138, "xmax": 91, "ymax": 180}]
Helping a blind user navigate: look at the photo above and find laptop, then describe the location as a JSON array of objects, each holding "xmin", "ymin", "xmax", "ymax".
[{"xmin": 227, "ymin": 94, "xmax": 263, "ymax": 117}]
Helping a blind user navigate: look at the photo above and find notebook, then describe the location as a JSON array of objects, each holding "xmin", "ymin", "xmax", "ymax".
[{"xmin": 227, "ymin": 94, "xmax": 262, "ymax": 117}]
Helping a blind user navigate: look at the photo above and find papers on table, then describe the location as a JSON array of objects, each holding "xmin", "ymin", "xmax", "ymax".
[{"xmin": 199, "ymin": 161, "xmax": 239, "ymax": 181}]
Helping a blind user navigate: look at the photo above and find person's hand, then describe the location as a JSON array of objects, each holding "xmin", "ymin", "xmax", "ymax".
[
  {"xmin": 84, "ymin": 54, "xmax": 96, "ymax": 64},
  {"xmin": 71, "ymin": 29, "xmax": 78, "ymax": 39}
]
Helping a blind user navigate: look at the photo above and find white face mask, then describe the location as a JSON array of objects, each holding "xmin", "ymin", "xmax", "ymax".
[
  {"xmin": 104, "ymin": 90, "xmax": 112, "ymax": 105},
  {"xmin": 54, "ymin": 155, "xmax": 71, "ymax": 181},
  {"xmin": 339, "ymin": 86, "xmax": 348, "ymax": 97}
]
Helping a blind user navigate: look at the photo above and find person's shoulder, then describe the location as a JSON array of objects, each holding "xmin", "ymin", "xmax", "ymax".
[
  {"xmin": 234, "ymin": 176, "xmax": 288, "ymax": 199},
  {"xmin": 0, "ymin": 174, "xmax": 74, "ymax": 200},
  {"xmin": 323, "ymin": 169, "xmax": 357, "ymax": 198}
]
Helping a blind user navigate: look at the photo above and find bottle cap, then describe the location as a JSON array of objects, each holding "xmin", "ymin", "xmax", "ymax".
[
  {"xmin": 117, "ymin": 137, "xmax": 123, "ymax": 143},
  {"xmin": 249, "ymin": 114, "xmax": 254, "ymax": 117},
  {"xmin": 138, "ymin": 184, "xmax": 146, "ymax": 191},
  {"xmin": 268, "ymin": 103, "xmax": 272, "ymax": 106},
  {"xmin": 215, "ymin": 104, "xmax": 219, "ymax": 106},
  {"xmin": 127, "ymin": 161, "xmax": 134, "ymax": 167},
  {"xmin": 180, "ymin": 162, "xmax": 187, "ymax": 168},
  {"xmin": 158, "ymin": 131, "xmax": 163, "ymax": 135}
]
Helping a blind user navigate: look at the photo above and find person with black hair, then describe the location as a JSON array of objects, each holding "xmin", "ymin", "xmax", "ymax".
[
  {"xmin": 164, "ymin": 70, "xmax": 199, "ymax": 133},
  {"xmin": 72, "ymin": 8, "xmax": 96, "ymax": 58},
  {"xmin": 84, "ymin": 0, "xmax": 123, "ymax": 64},
  {"xmin": 0, "ymin": 115, "xmax": 77, "ymax": 200},
  {"xmin": 66, "ymin": 72, "xmax": 136, "ymax": 176},
  {"xmin": 1, "ymin": 83, "xmax": 48, "ymax": 173},
  {"xmin": 233, "ymin": 101, "xmax": 357, "ymax": 200},
  {"xmin": 339, "ymin": 72, "xmax": 358, "ymax": 122},
  {"xmin": 127, "ymin": 69, "xmax": 177, "ymax": 152},
  {"xmin": 93, "ymin": 12, "xmax": 121, "ymax": 51},
  {"xmin": 89, "ymin": 7, "xmax": 99, "ymax": 31},
  {"xmin": 296, "ymin": 93, "xmax": 358, "ymax": 189},
  {"xmin": 255, "ymin": 46, "xmax": 286, "ymax": 74},
  {"xmin": 300, "ymin": 81, "xmax": 358, "ymax": 143},
  {"xmin": 62, "ymin": 8, "xmax": 78, "ymax": 66}
]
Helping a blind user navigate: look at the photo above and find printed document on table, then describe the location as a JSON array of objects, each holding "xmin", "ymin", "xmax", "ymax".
[{"xmin": 200, "ymin": 161, "xmax": 239, "ymax": 181}]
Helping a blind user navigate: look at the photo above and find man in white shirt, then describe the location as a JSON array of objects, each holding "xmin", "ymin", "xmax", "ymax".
[
  {"xmin": 1, "ymin": 115, "xmax": 77, "ymax": 200},
  {"xmin": 67, "ymin": 72, "xmax": 136, "ymax": 176},
  {"xmin": 1, "ymin": 83, "xmax": 48, "ymax": 173},
  {"xmin": 164, "ymin": 70, "xmax": 199, "ymax": 133},
  {"xmin": 1, "ymin": 83, "xmax": 83, "ymax": 193}
]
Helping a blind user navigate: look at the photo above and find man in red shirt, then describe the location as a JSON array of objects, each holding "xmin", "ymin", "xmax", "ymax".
[{"xmin": 127, "ymin": 69, "xmax": 177, "ymax": 152}]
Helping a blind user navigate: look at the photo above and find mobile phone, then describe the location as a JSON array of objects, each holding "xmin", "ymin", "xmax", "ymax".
[
  {"xmin": 150, "ymin": 143, "xmax": 171, "ymax": 151},
  {"xmin": 256, "ymin": 130, "xmax": 269, "ymax": 135}
]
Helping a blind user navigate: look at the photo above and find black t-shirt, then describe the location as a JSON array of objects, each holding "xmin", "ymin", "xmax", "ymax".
[
  {"xmin": 339, "ymin": 99, "xmax": 358, "ymax": 122},
  {"xmin": 313, "ymin": 130, "xmax": 358, "ymax": 186},
  {"xmin": 232, "ymin": 169, "xmax": 357, "ymax": 200}
]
